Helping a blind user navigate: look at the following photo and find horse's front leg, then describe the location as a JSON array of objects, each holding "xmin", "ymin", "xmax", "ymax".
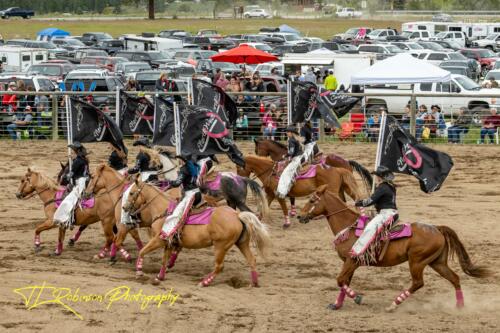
[
  {"xmin": 54, "ymin": 227, "xmax": 67, "ymax": 256},
  {"xmin": 110, "ymin": 223, "xmax": 132, "ymax": 263},
  {"xmin": 34, "ymin": 218, "xmax": 56, "ymax": 252},
  {"xmin": 136, "ymin": 236, "xmax": 165, "ymax": 277},
  {"xmin": 277, "ymin": 198, "xmax": 290, "ymax": 228},
  {"xmin": 68, "ymin": 225, "xmax": 88, "ymax": 247},
  {"xmin": 152, "ymin": 246, "xmax": 173, "ymax": 285},
  {"xmin": 329, "ymin": 258, "xmax": 361, "ymax": 310},
  {"xmin": 289, "ymin": 197, "xmax": 296, "ymax": 217}
]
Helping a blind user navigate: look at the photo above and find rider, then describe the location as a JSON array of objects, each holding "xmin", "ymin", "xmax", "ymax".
[
  {"xmin": 108, "ymin": 143, "xmax": 128, "ymax": 175},
  {"xmin": 276, "ymin": 125, "xmax": 304, "ymax": 226},
  {"xmin": 160, "ymin": 154, "xmax": 202, "ymax": 241},
  {"xmin": 301, "ymin": 121, "xmax": 319, "ymax": 162},
  {"xmin": 127, "ymin": 137, "xmax": 161, "ymax": 182},
  {"xmin": 53, "ymin": 142, "xmax": 90, "ymax": 228},
  {"xmin": 196, "ymin": 154, "xmax": 219, "ymax": 186},
  {"xmin": 351, "ymin": 166, "xmax": 398, "ymax": 264}
]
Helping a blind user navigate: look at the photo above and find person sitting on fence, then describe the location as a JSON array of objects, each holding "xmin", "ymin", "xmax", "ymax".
[
  {"xmin": 155, "ymin": 73, "xmax": 181, "ymax": 102},
  {"xmin": 447, "ymin": 107, "xmax": 471, "ymax": 143},
  {"xmin": 7, "ymin": 105, "xmax": 33, "ymax": 140},
  {"xmin": 480, "ymin": 108, "xmax": 500, "ymax": 144},
  {"xmin": 262, "ymin": 104, "xmax": 278, "ymax": 140}
]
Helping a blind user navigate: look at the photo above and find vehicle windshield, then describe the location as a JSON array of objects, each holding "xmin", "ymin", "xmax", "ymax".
[
  {"xmin": 125, "ymin": 64, "xmax": 150, "ymax": 72},
  {"xmin": 386, "ymin": 45, "xmax": 404, "ymax": 53},
  {"xmin": 97, "ymin": 33, "xmax": 113, "ymax": 40},
  {"xmin": 401, "ymin": 31, "xmax": 412, "ymax": 38},
  {"xmin": 136, "ymin": 73, "xmax": 161, "ymax": 81},
  {"xmin": 478, "ymin": 49, "xmax": 496, "ymax": 58},
  {"xmin": 485, "ymin": 71, "xmax": 500, "ymax": 80},
  {"xmin": 213, "ymin": 62, "xmax": 238, "ymax": 70},
  {"xmin": 28, "ymin": 65, "xmax": 62, "ymax": 76},
  {"xmin": 407, "ymin": 43, "xmax": 424, "ymax": 49},
  {"xmin": 446, "ymin": 41, "xmax": 461, "ymax": 49},
  {"xmin": 340, "ymin": 44, "xmax": 357, "ymax": 51},
  {"xmin": 284, "ymin": 35, "xmax": 300, "ymax": 41},
  {"xmin": 367, "ymin": 30, "xmax": 382, "ymax": 37},
  {"xmin": 435, "ymin": 32, "xmax": 448, "ymax": 38},
  {"xmin": 148, "ymin": 52, "xmax": 170, "ymax": 60},
  {"xmin": 448, "ymin": 52, "xmax": 467, "ymax": 60},
  {"xmin": 455, "ymin": 76, "xmax": 480, "ymax": 90},
  {"xmin": 485, "ymin": 34, "xmax": 498, "ymax": 40},
  {"xmin": 254, "ymin": 44, "xmax": 272, "ymax": 52},
  {"xmin": 423, "ymin": 42, "xmax": 444, "ymax": 51},
  {"xmin": 346, "ymin": 28, "xmax": 359, "ymax": 35},
  {"xmin": 39, "ymin": 42, "xmax": 57, "ymax": 49},
  {"xmin": 200, "ymin": 51, "xmax": 217, "ymax": 59},
  {"xmin": 66, "ymin": 39, "xmax": 85, "ymax": 46}
]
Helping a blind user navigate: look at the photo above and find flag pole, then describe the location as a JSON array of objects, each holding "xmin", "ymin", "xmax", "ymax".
[
  {"xmin": 65, "ymin": 95, "xmax": 73, "ymax": 170},
  {"xmin": 372, "ymin": 110, "xmax": 387, "ymax": 192},
  {"xmin": 173, "ymin": 102, "xmax": 181, "ymax": 155},
  {"xmin": 286, "ymin": 79, "xmax": 292, "ymax": 125},
  {"xmin": 187, "ymin": 78, "xmax": 193, "ymax": 106},
  {"xmin": 115, "ymin": 89, "xmax": 120, "ymax": 127}
]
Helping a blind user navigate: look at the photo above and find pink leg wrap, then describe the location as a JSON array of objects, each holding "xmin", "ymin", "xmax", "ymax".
[
  {"xmin": 167, "ymin": 252, "xmax": 178, "ymax": 269},
  {"xmin": 289, "ymin": 205, "xmax": 297, "ymax": 217},
  {"xmin": 342, "ymin": 285, "xmax": 357, "ymax": 298},
  {"xmin": 98, "ymin": 246, "xmax": 109, "ymax": 259},
  {"xmin": 335, "ymin": 289, "xmax": 347, "ymax": 308},
  {"xmin": 34, "ymin": 234, "xmax": 41, "ymax": 246},
  {"xmin": 135, "ymin": 239, "xmax": 144, "ymax": 251},
  {"xmin": 394, "ymin": 290, "xmax": 411, "ymax": 305},
  {"xmin": 55, "ymin": 242, "xmax": 63, "ymax": 255},
  {"xmin": 119, "ymin": 248, "xmax": 132, "ymax": 261},
  {"xmin": 283, "ymin": 216, "xmax": 291, "ymax": 228},
  {"xmin": 71, "ymin": 229, "xmax": 82, "ymax": 242},
  {"xmin": 456, "ymin": 289, "xmax": 464, "ymax": 308},
  {"xmin": 157, "ymin": 266, "xmax": 167, "ymax": 281},
  {"xmin": 201, "ymin": 273, "xmax": 215, "ymax": 287},
  {"xmin": 110, "ymin": 243, "xmax": 117, "ymax": 257},
  {"xmin": 251, "ymin": 271, "xmax": 259, "ymax": 287},
  {"xmin": 136, "ymin": 257, "xmax": 144, "ymax": 271}
]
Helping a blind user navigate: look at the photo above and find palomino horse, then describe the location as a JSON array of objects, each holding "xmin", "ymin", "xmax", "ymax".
[
  {"xmin": 16, "ymin": 167, "xmax": 141, "ymax": 260},
  {"xmin": 123, "ymin": 178, "xmax": 271, "ymax": 287},
  {"xmin": 297, "ymin": 185, "xmax": 490, "ymax": 311},
  {"xmin": 254, "ymin": 139, "xmax": 373, "ymax": 192},
  {"xmin": 237, "ymin": 155, "xmax": 361, "ymax": 227}
]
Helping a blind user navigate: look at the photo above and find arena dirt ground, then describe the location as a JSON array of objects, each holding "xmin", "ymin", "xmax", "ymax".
[{"xmin": 0, "ymin": 140, "xmax": 499, "ymax": 332}]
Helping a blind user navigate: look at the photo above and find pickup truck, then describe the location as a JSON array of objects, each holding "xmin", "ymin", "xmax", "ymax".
[
  {"xmin": 364, "ymin": 74, "xmax": 500, "ymax": 123},
  {"xmin": 0, "ymin": 7, "xmax": 34, "ymax": 19},
  {"xmin": 336, "ymin": 8, "xmax": 362, "ymax": 18}
]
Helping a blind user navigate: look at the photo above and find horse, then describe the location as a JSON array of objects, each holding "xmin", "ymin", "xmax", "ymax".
[
  {"xmin": 253, "ymin": 138, "xmax": 373, "ymax": 193},
  {"xmin": 237, "ymin": 155, "xmax": 361, "ymax": 227},
  {"xmin": 122, "ymin": 178, "xmax": 272, "ymax": 287},
  {"xmin": 15, "ymin": 167, "xmax": 141, "ymax": 260},
  {"xmin": 84, "ymin": 163, "xmax": 270, "ymax": 264},
  {"xmin": 297, "ymin": 185, "xmax": 490, "ymax": 312}
]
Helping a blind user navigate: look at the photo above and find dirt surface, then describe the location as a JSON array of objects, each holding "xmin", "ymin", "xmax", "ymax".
[{"xmin": 0, "ymin": 140, "xmax": 499, "ymax": 333}]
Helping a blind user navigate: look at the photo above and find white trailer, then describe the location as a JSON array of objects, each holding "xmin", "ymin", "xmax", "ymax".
[
  {"xmin": 123, "ymin": 35, "xmax": 183, "ymax": 52},
  {"xmin": 281, "ymin": 52, "xmax": 376, "ymax": 88},
  {"xmin": 402, "ymin": 21, "xmax": 500, "ymax": 41},
  {"xmin": 0, "ymin": 46, "xmax": 48, "ymax": 72}
]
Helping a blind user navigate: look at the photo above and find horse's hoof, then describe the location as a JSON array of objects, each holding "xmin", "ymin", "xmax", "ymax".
[
  {"xmin": 152, "ymin": 278, "xmax": 162, "ymax": 286},
  {"xmin": 68, "ymin": 239, "xmax": 75, "ymax": 247},
  {"xmin": 385, "ymin": 303, "xmax": 398, "ymax": 313},
  {"xmin": 354, "ymin": 295, "xmax": 363, "ymax": 305},
  {"xmin": 50, "ymin": 252, "xmax": 61, "ymax": 257},
  {"xmin": 282, "ymin": 223, "xmax": 291, "ymax": 229},
  {"xmin": 136, "ymin": 271, "xmax": 144, "ymax": 277},
  {"xmin": 327, "ymin": 303, "xmax": 340, "ymax": 311},
  {"xmin": 34, "ymin": 246, "xmax": 43, "ymax": 253}
]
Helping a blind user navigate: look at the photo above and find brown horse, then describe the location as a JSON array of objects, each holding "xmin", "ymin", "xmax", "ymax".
[
  {"xmin": 254, "ymin": 139, "xmax": 373, "ymax": 192},
  {"xmin": 297, "ymin": 185, "xmax": 490, "ymax": 311},
  {"xmin": 15, "ymin": 167, "xmax": 141, "ymax": 260},
  {"xmin": 237, "ymin": 155, "xmax": 361, "ymax": 227},
  {"xmin": 123, "ymin": 178, "xmax": 271, "ymax": 287}
]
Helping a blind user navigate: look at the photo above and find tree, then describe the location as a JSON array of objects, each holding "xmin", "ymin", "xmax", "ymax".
[{"xmin": 148, "ymin": 0, "xmax": 155, "ymax": 19}]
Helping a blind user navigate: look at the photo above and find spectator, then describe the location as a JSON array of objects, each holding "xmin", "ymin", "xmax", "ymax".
[
  {"xmin": 304, "ymin": 67, "xmax": 316, "ymax": 83},
  {"xmin": 7, "ymin": 105, "xmax": 33, "ymax": 140},
  {"xmin": 35, "ymin": 93, "xmax": 50, "ymax": 127},
  {"xmin": 156, "ymin": 73, "xmax": 181, "ymax": 102},
  {"xmin": 125, "ymin": 78, "xmax": 139, "ymax": 91},
  {"xmin": 213, "ymin": 68, "xmax": 223, "ymax": 84},
  {"xmin": 246, "ymin": 72, "xmax": 265, "ymax": 101},
  {"xmin": 431, "ymin": 105, "xmax": 446, "ymax": 136},
  {"xmin": 2, "ymin": 81, "xmax": 17, "ymax": 113},
  {"xmin": 480, "ymin": 108, "xmax": 500, "ymax": 144},
  {"xmin": 215, "ymin": 74, "xmax": 229, "ymax": 90},
  {"xmin": 447, "ymin": 107, "xmax": 470, "ymax": 143},
  {"xmin": 226, "ymin": 76, "xmax": 241, "ymax": 95},
  {"xmin": 262, "ymin": 104, "xmax": 278, "ymax": 139},
  {"xmin": 366, "ymin": 112, "xmax": 381, "ymax": 142},
  {"xmin": 415, "ymin": 104, "xmax": 428, "ymax": 141},
  {"xmin": 199, "ymin": 71, "xmax": 212, "ymax": 83},
  {"xmin": 492, "ymin": 79, "xmax": 499, "ymax": 88},
  {"xmin": 401, "ymin": 105, "xmax": 411, "ymax": 131},
  {"xmin": 270, "ymin": 67, "xmax": 278, "ymax": 75},
  {"xmin": 324, "ymin": 69, "xmax": 338, "ymax": 91},
  {"xmin": 235, "ymin": 110, "xmax": 249, "ymax": 138}
]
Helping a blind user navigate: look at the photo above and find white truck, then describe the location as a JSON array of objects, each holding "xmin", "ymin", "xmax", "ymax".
[
  {"xmin": 0, "ymin": 46, "xmax": 48, "ymax": 72},
  {"xmin": 336, "ymin": 8, "xmax": 362, "ymax": 18},
  {"xmin": 363, "ymin": 74, "xmax": 500, "ymax": 122},
  {"xmin": 122, "ymin": 35, "xmax": 183, "ymax": 52}
]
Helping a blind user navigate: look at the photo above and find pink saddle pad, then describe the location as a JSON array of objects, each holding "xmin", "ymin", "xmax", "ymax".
[
  {"xmin": 166, "ymin": 201, "xmax": 214, "ymax": 225},
  {"xmin": 296, "ymin": 165, "xmax": 318, "ymax": 180},
  {"xmin": 55, "ymin": 188, "xmax": 95, "ymax": 209},
  {"xmin": 354, "ymin": 215, "xmax": 412, "ymax": 240}
]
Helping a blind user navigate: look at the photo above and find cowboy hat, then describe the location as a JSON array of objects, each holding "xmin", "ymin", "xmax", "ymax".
[
  {"xmin": 371, "ymin": 166, "xmax": 394, "ymax": 181},
  {"xmin": 68, "ymin": 141, "xmax": 89, "ymax": 155},
  {"xmin": 286, "ymin": 125, "xmax": 299, "ymax": 135}
]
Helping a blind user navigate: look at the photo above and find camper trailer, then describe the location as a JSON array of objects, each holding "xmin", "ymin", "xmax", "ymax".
[
  {"xmin": 0, "ymin": 46, "xmax": 48, "ymax": 72},
  {"xmin": 123, "ymin": 35, "xmax": 183, "ymax": 52}
]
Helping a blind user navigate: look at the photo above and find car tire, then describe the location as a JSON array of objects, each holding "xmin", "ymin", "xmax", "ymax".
[
  {"xmin": 244, "ymin": 14, "xmax": 249, "ymax": 18},
  {"xmin": 486, "ymin": 45, "xmax": 493, "ymax": 51}
]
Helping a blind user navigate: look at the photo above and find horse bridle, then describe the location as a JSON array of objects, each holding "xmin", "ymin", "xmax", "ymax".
[
  {"xmin": 127, "ymin": 182, "xmax": 162, "ymax": 216},
  {"xmin": 305, "ymin": 193, "xmax": 352, "ymax": 220},
  {"xmin": 86, "ymin": 169, "xmax": 126, "ymax": 199},
  {"xmin": 18, "ymin": 176, "xmax": 50, "ymax": 200}
]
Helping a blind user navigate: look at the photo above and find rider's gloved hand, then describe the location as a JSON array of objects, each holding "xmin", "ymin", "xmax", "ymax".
[{"xmin": 354, "ymin": 200, "xmax": 364, "ymax": 207}]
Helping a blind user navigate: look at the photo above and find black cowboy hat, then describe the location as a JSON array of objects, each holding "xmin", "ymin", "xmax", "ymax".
[
  {"xmin": 175, "ymin": 155, "xmax": 188, "ymax": 162},
  {"xmin": 133, "ymin": 137, "xmax": 151, "ymax": 148},
  {"xmin": 68, "ymin": 141, "xmax": 89, "ymax": 155},
  {"xmin": 371, "ymin": 166, "xmax": 394, "ymax": 181},
  {"xmin": 286, "ymin": 125, "xmax": 299, "ymax": 135}
]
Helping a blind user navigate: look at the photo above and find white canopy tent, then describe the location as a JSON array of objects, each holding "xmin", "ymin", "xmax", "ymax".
[{"xmin": 351, "ymin": 53, "xmax": 451, "ymax": 85}]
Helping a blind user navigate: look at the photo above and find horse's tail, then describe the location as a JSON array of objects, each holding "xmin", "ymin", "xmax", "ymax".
[
  {"xmin": 238, "ymin": 212, "xmax": 271, "ymax": 259},
  {"xmin": 437, "ymin": 226, "xmax": 491, "ymax": 278},
  {"xmin": 348, "ymin": 160, "xmax": 373, "ymax": 194},
  {"xmin": 340, "ymin": 169, "xmax": 361, "ymax": 201},
  {"xmin": 245, "ymin": 178, "xmax": 270, "ymax": 221}
]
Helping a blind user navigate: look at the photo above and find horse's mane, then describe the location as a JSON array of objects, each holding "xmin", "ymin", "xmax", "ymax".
[
  {"xmin": 32, "ymin": 169, "xmax": 60, "ymax": 191},
  {"xmin": 155, "ymin": 147, "xmax": 175, "ymax": 159},
  {"xmin": 140, "ymin": 147, "xmax": 162, "ymax": 168}
]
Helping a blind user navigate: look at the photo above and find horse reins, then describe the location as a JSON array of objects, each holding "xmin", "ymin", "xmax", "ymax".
[{"xmin": 127, "ymin": 182, "xmax": 163, "ymax": 216}]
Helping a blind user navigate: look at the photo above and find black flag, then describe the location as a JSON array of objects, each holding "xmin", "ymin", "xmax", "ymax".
[
  {"xmin": 69, "ymin": 98, "xmax": 127, "ymax": 153},
  {"xmin": 179, "ymin": 105, "xmax": 244, "ymax": 167},
  {"xmin": 119, "ymin": 91, "xmax": 154, "ymax": 135},
  {"xmin": 191, "ymin": 79, "xmax": 238, "ymax": 126},
  {"xmin": 318, "ymin": 88, "xmax": 361, "ymax": 119},
  {"xmin": 379, "ymin": 116, "xmax": 454, "ymax": 193},
  {"xmin": 152, "ymin": 96, "xmax": 175, "ymax": 147}
]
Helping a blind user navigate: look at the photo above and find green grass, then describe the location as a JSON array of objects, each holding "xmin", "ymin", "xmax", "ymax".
[{"xmin": 0, "ymin": 18, "xmax": 403, "ymax": 40}]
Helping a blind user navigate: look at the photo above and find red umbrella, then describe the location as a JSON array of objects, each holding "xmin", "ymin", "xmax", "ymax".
[{"xmin": 210, "ymin": 44, "xmax": 278, "ymax": 64}]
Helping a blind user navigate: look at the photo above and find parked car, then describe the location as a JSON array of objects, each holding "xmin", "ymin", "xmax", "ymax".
[
  {"xmin": 134, "ymin": 70, "xmax": 187, "ymax": 91},
  {"xmin": 241, "ymin": 34, "xmax": 269, "ymax": 43},
  {"xmin": 365, "ymin": 29, "xmax": 397, "ymax": 41},
  {"xmin": 80, "ymin": 56, "xmax": 127, "ymax": 72},
  {"xmin": 173, "ymin": 50, "xmax": 217, "ymax": 66},
  {"xmin": 113, "ymin": 51, "xmax": 172, "ymax": 68},
  {"xmin": 182, "ymin": 36, "xmax": 212, "ymax": 50},
  {"xmin": 302, "ymin": 37, "xmax": 325, "ymax": 50},
  {"xmin": 253, "ymin": 62, "xmax": 284, "ymax": 76},
  {"xmin": 358, "ymin": 44, "xmax": 405, "ymax": 55},
  {"xmin": 51, "ymin": 38, "xmax": 86, "ymax": 51},
  {"xmin": 81, "ymin": 32, "xmax": 113, "ymax": 47},
  {"xmin": 431, "ymin": 31, "xmax": 468, "ymax": 48},
  {"xmin": 0, "ymin": 7, "xmax": 34, "ymax": 19},
  {"xmin": 472, "ymin": 33, "xmax": 500, "ymax": 51},
  {"xmin": 72, "ymin": 49, "xmax": 109, "ymax": 64},
  {"xmin": 26, "ymin": 63, "xmax": 75, "ymax": 82},
  {"xmin": 480, "ymin": 69, "xmax": 500, "ymax": 86},
  {"xmin": 401, "ymin": 30, "xmax": 432, "ymax": 41},
  {"xmin": 195, "ymin": 60, "xmax": 240, "ymax": 77},
  {"xmin": 321, "ymin": 42, "xmax": 357, "ymax": 52},
  {"xmin": 115, "ymin": 62, "xmax": 152, "ymax": 79},
  {"xmin": 439, "ymin": 60, "xmax": 478, "ymax": 80},
  {"xmin": 239, "ymin": 42, "xmax": 273, "ymax": 53},
  {"xmin": 440, "ymin": 66, "xmax": 469, "ymax": 77},
  {"xmin": 335, "ymin": 27, "xmax": 373, "ymax": 40},
  {"xmin": 459, "ymin": 48, "xmax": 499, "ymax": 76},
  {"xmin": 432, "ymin": 40, "xmax": 463, "ymax": 51},
  {"xmin": 417, "ymin": 41, "xmax": 452, "ymax": 52},
  {"xmin": 244, "ymin": 9, "xmax": 272, "ymax": 18},
  {"xmin": 336, "ymin": 8, "xmax": 362, "ymax": 18},
  {"xmin": 23, "ymin": 40, "xmax": 67, "ymax": 58},
  {"xmin": 389, "ymin": 42, "xmax": 425, "ymax": 51},
  {"xmin": 0, "ymin": 74, "xmax": 56, "ymax": 91},
  {"xmin": 267, "ymin": 33, "xmax": 308, "ymax": 46},
  {"xmin": 158, "ymin": 30, "xmax": 188, "ymax": 38},
  {"xmin": 95, "ymin": 39, "xmax": 124, "ymax": 55},
  {"xmin": 197, "ymin": 30, "xmax": 221, "ymax": 38}
]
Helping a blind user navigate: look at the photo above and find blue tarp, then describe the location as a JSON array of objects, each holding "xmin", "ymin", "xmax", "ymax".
[
  {"xmin": 279, "ymin": 24, "xmax": 300, "ymax": 35},
  {"xmin": 37, "ymin": 28, "xmax": 70, "ymax": 37}
]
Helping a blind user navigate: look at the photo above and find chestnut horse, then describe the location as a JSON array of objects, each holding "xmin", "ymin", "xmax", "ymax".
[
  {"xmin": 237, "ymin": 155, "xmax": 361, "ymax": 227},
  {"xmin": 297, "ymin": 185, "xmax": 490, "ymax": 312},
  {"xmin": 16, "ymin": 167, "xmax": 141, "ymax": 260},
  {"xmin": 123, "ymin": 178, "xmax": 271, "ymax": 287}
]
